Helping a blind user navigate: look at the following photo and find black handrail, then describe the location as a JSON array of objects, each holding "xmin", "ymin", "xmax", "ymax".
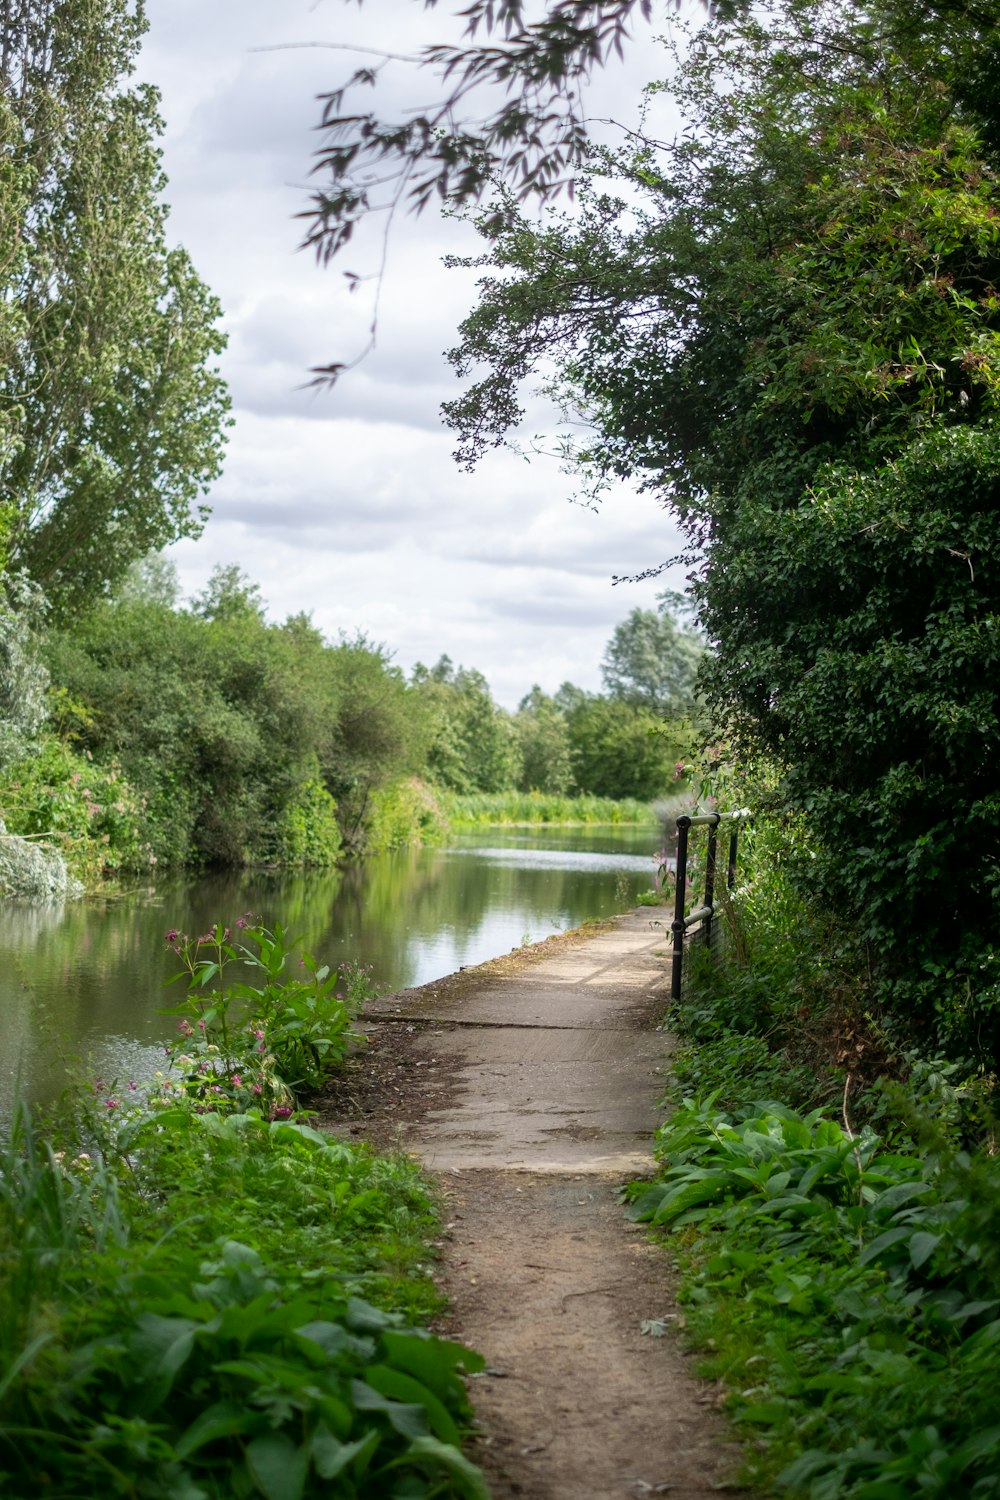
[{"xmin": 670, "ymin": 809, "xmax": 751, "ymax": 1002}]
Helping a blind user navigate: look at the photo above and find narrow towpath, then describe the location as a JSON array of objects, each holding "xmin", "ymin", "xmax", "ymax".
[{"xmin": 352, "ymin": 911, "xmax": 740, "ymax": 1499}]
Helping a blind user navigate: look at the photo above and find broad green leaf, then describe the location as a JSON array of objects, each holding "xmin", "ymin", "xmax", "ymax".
[
  {"xmin": 245, "ymin": 1432, "xmax": 308, "ymax": 1500},
  {"xmin": 351, "ymin": 1378, "xmax": 428, "ymax": 1439},
  {"xmin": 363, "ymin": 1362, "xmax": 461, "ymax": 1445},
  {"xmin": 382, "ymin": 1330, "xmax": 485, "ymax": 1389},
  {"xmin": 909, "ymin": 1230, "xmax": 942, "ymax": 1269},
  {"xmin": 175, "ymin": 1400, "xmax": 253, "ymax": 1459},
  {"xmin": 858, "ymin": 1226, "xmax": 913, "ymax": 1265},
  {"xmin": 389, "ymin": 1435, "xmax": 491, "ymax": 1500},
  {"xmin": 310, "ymin": 1424, "xmax": 380, "ymax": 1480}
]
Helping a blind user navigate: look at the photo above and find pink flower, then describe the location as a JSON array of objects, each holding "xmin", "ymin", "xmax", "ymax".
[
  {"xmin": 231, "ymin": 1074, "xmax": 242, "ymax": 1087},
  {"xmin": 104, "ymin": 1098, "xmax": 118, "ymax": 1111},
  {"xmin": 271, "ymin": 1106, "xmax": 293, "ymax": 1121},
  {"xmin": 252, "ymin": 1083, "xmax": 262, "ymax": 1095}
]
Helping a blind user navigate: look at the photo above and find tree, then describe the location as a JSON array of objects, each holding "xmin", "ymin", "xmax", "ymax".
[
  {"xmin": 0, "ymin": 576, "xmax": 48, "ymax": 772},
  {"xmin": 193, "ymin": 565, "xmax": 266, "ymax": 623},
  {"xmin": 601, "ymin": 604, "xmax": 702, "ymax": 717},
  {"xmin": 0, "ymin": 0, "xmax": 229, "ymax": 611},
  {"xmin": 413, "ymin": 656, "xmax": 522, "ymax": 792},
  {"xmin": 440, "ymin": 0, "xmax": 1000, "ymax": 1057},
  {"xmin": 299, "ymin": 0, "xmax": 1000, "ymax": 325},
  {"xmin": 565, "ymin": 695, "xmax": 677, "ymax": 800},
  {"xmin": 515, "ymin": 685, "xmax": 574, "ymax": 793}
]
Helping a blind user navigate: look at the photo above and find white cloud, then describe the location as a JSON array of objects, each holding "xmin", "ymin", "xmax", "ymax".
[{"xmin": 141, "ymin": 0, "xmax": 686, "ymax": 708}]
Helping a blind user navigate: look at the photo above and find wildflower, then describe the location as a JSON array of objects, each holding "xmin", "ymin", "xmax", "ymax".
[
  {"xmin": 198, "ymin": 1019, "xmax": 206, "ymax": 1031},
  {"xmin": 178, "ymin": 1019, "xmax": 193, "ymax": 1036},
  {"xmin": 256, "ymin": 1039, "xmax": 266, "ymax": 1054},
  {"xmin": 231, "ymin": 1073, "xmax": 243, "ymax": 1087},
  {"xmin": 235, "ymin": 912, "xmax": 254, "ymax": 930},
  {"xmin": 128, "ymin": 1081, "xmax": 137, "ymax": 1091},
  {"xmin": 104, "ymin": 1098, "xmax": 118, "ymax": 1111},
  {"xmin": 252, "ymin": 1083, "xmax": 262, "ymax": 1095},
  {"xmin": 165, "ymin": 928, "xmax": 179, "ymax": 945},
  {"xmin": 271, "ymin": 1106, "xmax": 293, "ymax": 1121}
]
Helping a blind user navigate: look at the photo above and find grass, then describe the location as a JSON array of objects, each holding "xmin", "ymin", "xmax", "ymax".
[{"xmin": 443, "ymin": 789, "xmax": 657, "ymax": 826}]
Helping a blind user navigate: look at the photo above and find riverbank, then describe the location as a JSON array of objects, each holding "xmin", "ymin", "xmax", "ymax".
[{"xmin": 0, "ymin": 927, "xmax": 490, "ymax": 1499}]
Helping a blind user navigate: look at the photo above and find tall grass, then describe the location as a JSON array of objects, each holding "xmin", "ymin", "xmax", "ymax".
[{"xmin": 443, "ymin": 790, "xmax": 657, "ymax": 826}]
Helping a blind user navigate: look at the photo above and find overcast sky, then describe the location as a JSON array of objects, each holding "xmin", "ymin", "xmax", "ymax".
[{"xmin": 138, "ymin": 0, "xmax": 688, "ymax": 707}]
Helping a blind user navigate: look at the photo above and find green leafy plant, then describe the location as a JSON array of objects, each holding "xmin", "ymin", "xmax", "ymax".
[
  {"xmin": 161, "ymin": 920, "xmax": 374, "ymax": 1107},
  {"xmin": 2, "ymin": 1238, "xmax": 486, "ymax": 1500},
  {"xmin": 0, "ymin": 1079, "xmax": 487, "ymax": 1499}
]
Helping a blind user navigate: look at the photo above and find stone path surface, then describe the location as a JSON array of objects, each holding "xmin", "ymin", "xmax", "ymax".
[{"xmin": 359, "ymin": 910, "xmax": 740, "ymax": 1499}]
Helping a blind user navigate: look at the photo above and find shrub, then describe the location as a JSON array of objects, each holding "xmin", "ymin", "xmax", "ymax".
[{"xmin": 160, "ymin": 920, "xmax": 375, "ymax": 1107}]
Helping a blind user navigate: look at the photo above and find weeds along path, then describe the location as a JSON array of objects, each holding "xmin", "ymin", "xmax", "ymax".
[{"xmin": 333, "ymin": 913, "xmax": 740, "ymax": 1499}]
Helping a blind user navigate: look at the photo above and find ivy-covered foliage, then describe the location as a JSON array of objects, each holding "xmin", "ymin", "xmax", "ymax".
[{"xmin": 444, "ymin": 0, "xmax": 1000, "ymax": 1061}]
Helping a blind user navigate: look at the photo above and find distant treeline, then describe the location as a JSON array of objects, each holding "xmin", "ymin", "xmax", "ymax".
[{"xmin": 0, "ymin": 561, "xmax": 703, "ymax": 880}]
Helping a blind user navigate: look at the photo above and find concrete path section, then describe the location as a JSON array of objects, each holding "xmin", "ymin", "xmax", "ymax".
[
  {"xmin": 364, "ymin": 910, "xmax": 674, "ymax": 1174},
  {"xmin": 357, "ymin": 911, "xmax": 741, "ymax": 1498}
]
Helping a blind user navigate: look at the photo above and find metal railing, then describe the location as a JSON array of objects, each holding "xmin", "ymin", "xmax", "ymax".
[{"xmin": 670, "ymin": 809, "xmax": 751, "ymax": 1002}]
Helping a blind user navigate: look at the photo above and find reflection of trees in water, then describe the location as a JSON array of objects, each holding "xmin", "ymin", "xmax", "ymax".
[{"xmin": 0, "ymin": 833, "xmax": 658, "ymax": 1107}]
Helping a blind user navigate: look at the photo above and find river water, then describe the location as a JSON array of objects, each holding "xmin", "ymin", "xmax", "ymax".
[{"xmin": 0, "ymin": 824, "xmax": 665, "ymax": 1114}]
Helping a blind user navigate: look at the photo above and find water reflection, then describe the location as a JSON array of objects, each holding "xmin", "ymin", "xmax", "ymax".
[{"xmin": 0, "ymin": 825, "xmax": 662, "ymax": 1113}]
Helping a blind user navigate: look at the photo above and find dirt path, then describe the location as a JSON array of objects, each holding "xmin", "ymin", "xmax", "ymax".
[{"xmin": 323, "ymin": 911, "xmax": 741, "ymax": 1499}]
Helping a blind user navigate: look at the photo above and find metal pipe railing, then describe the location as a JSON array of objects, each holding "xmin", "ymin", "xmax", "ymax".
[{"xmin": 670, "ymin": 808, "xmax": 751, "ymax": 1002}]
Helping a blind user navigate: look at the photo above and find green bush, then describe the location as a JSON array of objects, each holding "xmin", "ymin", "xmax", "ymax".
[
  {"xmin": 631, "ymin": 1096, "xmax": 1000, "ymax": 1499},
  {"xmin": 266, "ymin": 766, "xmax": 343, "ymax": 867},
  {"xmin": 0, "ymin": 1100, "xmax": 487, "ymax": 1500},
  {"xmin": 0, "ymin": 732, "xmax": 151, "ymax": 882},
  {"xmin": 160, "ymin": 920, "xmax": 373, "ymax": 1106},
  {"xmin": 364, "ymin": 777, "xmax": 449, "ymax": 853}
]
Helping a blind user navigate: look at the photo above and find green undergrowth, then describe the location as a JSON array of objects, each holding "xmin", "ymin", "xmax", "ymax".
[
  {"xmin": 443, "ymin": 789, "xmax": 655, "ymax": 826},
  {"xmin": 636, "ymin": 792, "xmax": 1000, "ymax": 1498},
  {"xmin": 0, "ymin": 919, "xmax": 487, "ymax": 1500}
]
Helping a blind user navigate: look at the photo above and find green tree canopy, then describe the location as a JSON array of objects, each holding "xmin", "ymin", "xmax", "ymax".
[
  {"xmin": 601, "ymin": 604, "xmax": 703, "ymax": 717},
  {"xmin": 0, "ymin": 0, "xmax": 229, "ymax": 611},
  {"xmin": 441, "ymin": 0, "xmax": 1000, "ymax": 1056},
  {"xmin": 515, "ymin": 685, "xmax": 574, "ymax": 793},
  {"xmin": 413, "ymin": 656, "xmax": 522, "ymax": 792}
]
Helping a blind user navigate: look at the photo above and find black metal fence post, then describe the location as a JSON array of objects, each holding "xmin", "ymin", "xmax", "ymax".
[
  {"xmin": 703, "ymin": 812, "xmax": 720, "ymax": 953},
  {"xmin": 668, "ymin": 808, "xmax": 750, "ymax": 1004},
  {"xmin": 670, "ymin": 814, "xmax": 691, "ymax": 1003}
]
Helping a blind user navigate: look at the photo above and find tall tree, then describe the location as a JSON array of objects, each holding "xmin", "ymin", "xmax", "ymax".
[
  {"xmin": 0, "ymin": 0, "xmax": 229, "ymax": 611},
  {"xmin": 413, "ymin": 656, "xmax": 522, "ymax": 792},
  {"xmin": 441, "ymin": 0, "xmax": 1000, "ymax": 1056},
  {"xmin": 601, "ymin": 604, "xmax": 702, "ymax": 718}
]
